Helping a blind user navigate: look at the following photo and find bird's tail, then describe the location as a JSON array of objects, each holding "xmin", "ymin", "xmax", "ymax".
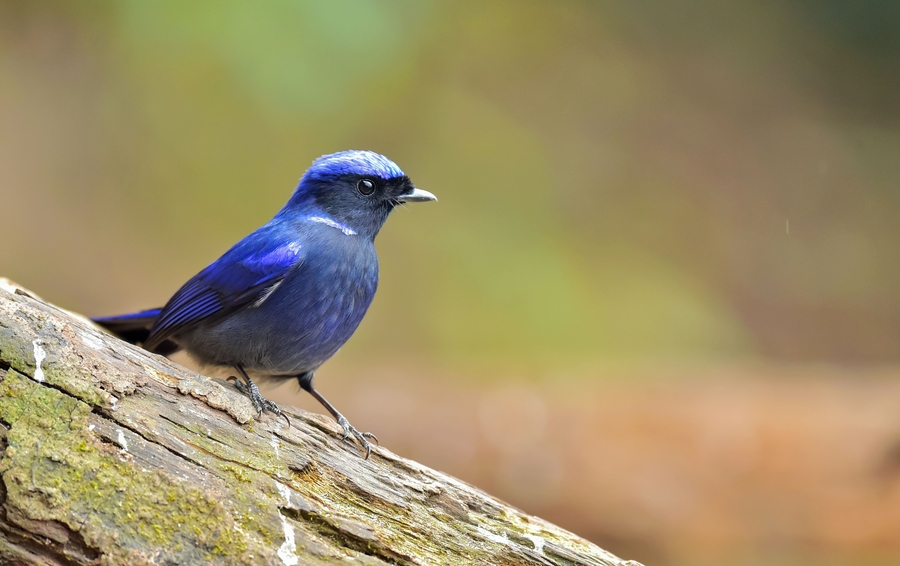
[{"xmin": 93, "ymin": 308, "xmax": 180, "ymax": 355}]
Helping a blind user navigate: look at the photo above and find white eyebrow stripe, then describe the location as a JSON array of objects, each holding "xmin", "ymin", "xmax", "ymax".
[{"xmin": 308, "ymin": 216, "xmax": 357, "ymax": 236}]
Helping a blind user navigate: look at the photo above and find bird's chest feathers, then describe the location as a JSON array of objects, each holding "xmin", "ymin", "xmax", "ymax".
[
  {"xmin": 307, "ymin": 246, "xmax": 378, "ymax": 305},
  {"xmin": 267, "ymin": 237, "xmax": 378, "ymax": 327}
]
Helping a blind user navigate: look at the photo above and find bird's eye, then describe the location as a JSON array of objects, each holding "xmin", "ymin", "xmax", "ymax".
[{"xmin": 357, "ymin": 179, "xmax": 376, "ymax": 195}]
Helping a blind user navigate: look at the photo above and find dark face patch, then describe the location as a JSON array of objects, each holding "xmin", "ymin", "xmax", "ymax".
[{"xmin": 305, "ymin": 174, "xmax": 415, "ymax": 237}]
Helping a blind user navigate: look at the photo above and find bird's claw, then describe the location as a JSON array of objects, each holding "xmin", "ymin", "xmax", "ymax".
[
  {"xmin": 337, "ymin": 416, "xmax": 378, "ymax": 459},
  {"xmin": 227, "ymin": 376, "xmax": 291, "ymax": 427}
]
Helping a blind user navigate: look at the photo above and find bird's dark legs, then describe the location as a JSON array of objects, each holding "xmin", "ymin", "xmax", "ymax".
[
  {"xmin": 228, "ymin": 365, "xmax": 290, "ymax": 427},
  {"xmin": 297, "ymin": 372, "xmax": 378, "ymax": 459}
]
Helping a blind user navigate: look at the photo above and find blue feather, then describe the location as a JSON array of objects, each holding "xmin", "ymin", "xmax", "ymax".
[
  {"xmin": 302, "ymin": 150, "xmax": 405, "ymax": 182},
  {"xmin": 144, "ymin": 224, "xmax": 305, "ymax": 350}
]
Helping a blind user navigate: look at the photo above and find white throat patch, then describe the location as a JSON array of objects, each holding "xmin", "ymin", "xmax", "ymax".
[{"xmin": 309, "ymin": 216, "xmax": 357, "ymax": 236}]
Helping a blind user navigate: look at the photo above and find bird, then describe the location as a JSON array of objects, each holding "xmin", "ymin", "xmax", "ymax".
[{"xmin": 93, "ymin": 150, "xmax": 436, "ymax": 458}]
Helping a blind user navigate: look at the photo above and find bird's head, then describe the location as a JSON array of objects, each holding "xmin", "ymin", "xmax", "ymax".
[{"xmin": 281, "ymin": 150, "xmax": 436, "ymax": 239}]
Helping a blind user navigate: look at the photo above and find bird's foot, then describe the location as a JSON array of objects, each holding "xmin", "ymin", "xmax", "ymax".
[
  {"xmin": 227, "ymin": 376, "xmax": 291, "ymax": 427},
  {"xmin": 336, "ymin": 415, "xmax": 379, "ymax": 459}
]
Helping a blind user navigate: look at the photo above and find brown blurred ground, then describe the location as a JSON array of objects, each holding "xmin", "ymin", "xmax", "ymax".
[{"xmin": 257, "ymin": 364, "xmax": 900, "ymax": 566}]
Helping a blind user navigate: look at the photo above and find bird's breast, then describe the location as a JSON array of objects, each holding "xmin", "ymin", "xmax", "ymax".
[
  {"xmin": 274, "ymin": 241, "xmax": 376, "ymax": 321},
  {"xmin": 241, "ymin": 239, "xmax": 378, "ymax": 372}
]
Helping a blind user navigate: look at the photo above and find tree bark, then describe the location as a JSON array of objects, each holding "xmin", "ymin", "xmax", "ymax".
[{"xmin": 0, "ymin": 278, "xmax": 644, "ymax": 566}]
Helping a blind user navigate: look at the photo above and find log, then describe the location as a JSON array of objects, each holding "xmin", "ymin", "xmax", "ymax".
[{"xmin": 0, "ymin": 278, "xmax": 644, "ymax": 566}]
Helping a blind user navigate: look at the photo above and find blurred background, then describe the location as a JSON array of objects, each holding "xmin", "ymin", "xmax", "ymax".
[{"xmin": 2, "ymin": 1, "xmax": 900, "ymax": 564}]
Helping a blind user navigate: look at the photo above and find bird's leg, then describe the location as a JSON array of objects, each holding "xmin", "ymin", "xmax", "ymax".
[
  {"xmin": 228, "ymin": 365, "xmax": 290, "ymax": 427},
  {"xmin": 297, "ymin": 372, "xmax": 378, "ymax": 459}
]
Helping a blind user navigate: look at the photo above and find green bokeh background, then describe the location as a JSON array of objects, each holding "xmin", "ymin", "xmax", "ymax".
[
  {"xmin": 7, "ymin": 0, "xmax": 900, "ymax": 368},
  {"xmin": 3, "ymin": 2, "xmax": 900, "ymax": 565}
]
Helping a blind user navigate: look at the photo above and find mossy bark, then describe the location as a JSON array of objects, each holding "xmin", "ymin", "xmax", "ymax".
[{"xmin": 0, "ymin": 279, "xmax": 643, "ymax": 566}]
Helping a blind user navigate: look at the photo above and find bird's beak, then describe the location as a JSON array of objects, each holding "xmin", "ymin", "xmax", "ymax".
[{"xmin": 398, "ymin": 187, "xmax": 437, "ymax": 203}]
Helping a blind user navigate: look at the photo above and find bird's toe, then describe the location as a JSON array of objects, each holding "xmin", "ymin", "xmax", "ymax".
[
  {"xmin": 229, "ymin": 374, "xmax": 290, "ymax": 426},
  {"xmin": 336, "ymin": 416, "xmax": 376, "ymax": 459}
]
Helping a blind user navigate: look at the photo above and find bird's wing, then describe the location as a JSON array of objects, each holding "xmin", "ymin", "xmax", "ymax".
[{"xmin": 144, "ymin": 232, "xmax": 305, "ymax": 351}]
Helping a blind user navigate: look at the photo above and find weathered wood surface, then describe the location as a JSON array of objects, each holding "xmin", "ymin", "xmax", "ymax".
[{"xmin": 0, "ymin": 278, "xmax": 643, "ymax": 566}]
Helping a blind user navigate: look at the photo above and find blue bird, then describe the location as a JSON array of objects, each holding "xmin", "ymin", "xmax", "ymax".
[{"xmin": 94, "ymin": 150, "xmax": 436, "ymax": 458}]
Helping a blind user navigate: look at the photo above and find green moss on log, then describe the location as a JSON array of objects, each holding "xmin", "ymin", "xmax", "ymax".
[{"xmin": 0, "ymin": 369, "xmax": 277, "ymax": 564}]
